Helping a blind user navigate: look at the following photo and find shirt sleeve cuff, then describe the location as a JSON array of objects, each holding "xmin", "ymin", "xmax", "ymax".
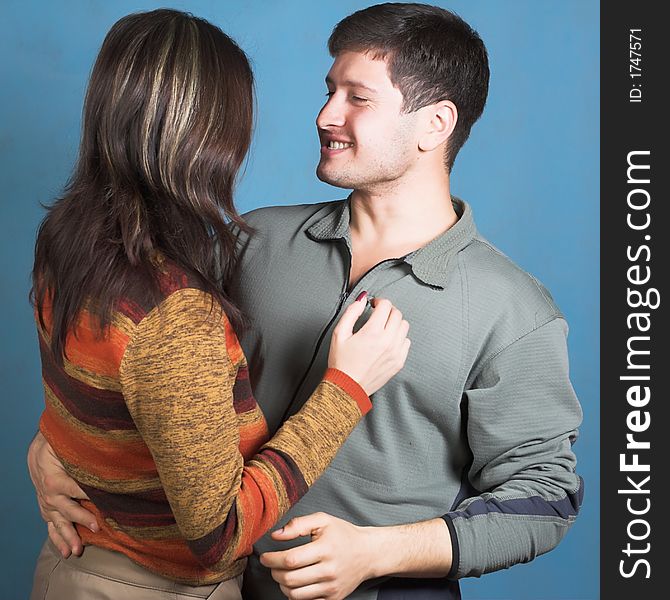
[
  {"xmin": 322, "ymin": 368, "xmax": 372, "ymax": 415},
  {"xmin": 442, "ymin": 514, "xmax": 460, "ymax": 580}
]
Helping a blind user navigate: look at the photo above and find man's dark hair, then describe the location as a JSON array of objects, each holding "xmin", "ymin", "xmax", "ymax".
[{"xmin": 329, "ymin": 2, "xmax": 489, "ymax": 171}]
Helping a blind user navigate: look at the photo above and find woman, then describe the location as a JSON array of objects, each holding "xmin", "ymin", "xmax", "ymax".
[{"xmin": 30, "ymin": 9, "xmax": 409, "ymax": 600}]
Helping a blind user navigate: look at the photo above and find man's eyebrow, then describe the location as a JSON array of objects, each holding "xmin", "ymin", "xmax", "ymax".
[{"xmin": 325, "ymin": 76, "xmax": 379, "ymax": 95}]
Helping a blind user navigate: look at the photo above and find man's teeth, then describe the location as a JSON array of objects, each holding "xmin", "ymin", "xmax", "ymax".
[{"xmin": 328, "ymin": 141, "xmax": 354, "ymax": 150}]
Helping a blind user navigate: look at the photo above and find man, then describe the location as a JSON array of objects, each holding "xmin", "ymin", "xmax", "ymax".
[{"xmin": 29, "ymin": 4, "xmax": 583, "ymax": 599}]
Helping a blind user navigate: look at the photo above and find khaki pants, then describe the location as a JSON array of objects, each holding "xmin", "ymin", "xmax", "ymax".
[{"xmin": 31, "ymin": 539, "xmax": 243, "ymax": 600}]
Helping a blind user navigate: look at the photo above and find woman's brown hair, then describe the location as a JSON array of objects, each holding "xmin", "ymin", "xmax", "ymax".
[{"xmin": 31, "ymin": 9, "xmax": 253, "ymax": 362}]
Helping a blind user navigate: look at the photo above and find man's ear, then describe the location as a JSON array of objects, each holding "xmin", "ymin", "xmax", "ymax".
[{"xmin": 418, "ymin": 100, "xmax": 458, "ymax": 152}]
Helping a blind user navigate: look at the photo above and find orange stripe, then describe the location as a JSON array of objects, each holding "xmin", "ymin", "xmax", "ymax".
[
  {"xmin": 41, "ymin": 408, "xmax": 156, "ymax": 480},
  {"xmin": 238, "ymin": 419, "xmax": 270, "ymax": 459},
  {"xmin": 223, "ymin": 315, "xmax": 243, "ymax": 365},
  {"xmin": 79, "ymin": 503, "xmax": 210, "ymax": 581},
  {"xmin": 39, "ymin": 302, "xmax": 129, "ymax": 378},
  {"xmin": 237, "ymin": 467, "xmax": 280, "ymax": 555},
  {"xmin": 323, "ymin": 368, "xmax": 371, "ymax": 414},
  {"xmin": 64, "ymin": 310, "xmax": 129, "ymax": 378}
]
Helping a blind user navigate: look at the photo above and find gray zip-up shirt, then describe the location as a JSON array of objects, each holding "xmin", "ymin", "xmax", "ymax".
[{"xmin": 230, "ymin": 198, "xmax": 583, "ymax": 600}]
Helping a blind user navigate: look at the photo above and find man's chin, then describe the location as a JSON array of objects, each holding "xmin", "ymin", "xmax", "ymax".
[{"xmin": 316, "ymin": 166, "xmax": 353, "ymax": 189}]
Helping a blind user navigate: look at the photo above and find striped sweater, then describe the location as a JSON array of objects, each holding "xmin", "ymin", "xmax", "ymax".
[{"xmin": 37, "ymin": 261, "xmax": 371, "ymax": 585}]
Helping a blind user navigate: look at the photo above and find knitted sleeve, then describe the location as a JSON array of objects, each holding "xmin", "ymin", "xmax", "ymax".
[{"xmin": 120, "ymin": 288, "xmax": 370, "ymax": 571}]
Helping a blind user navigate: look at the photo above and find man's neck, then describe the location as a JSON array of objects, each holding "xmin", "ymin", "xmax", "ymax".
[
  {"xmin": 346, "ymin": 170, "xmax": 457, "ymax": 290},
  {"xmin": 349, "ymin": 171, "xmax": 457, "ymax": 252}
]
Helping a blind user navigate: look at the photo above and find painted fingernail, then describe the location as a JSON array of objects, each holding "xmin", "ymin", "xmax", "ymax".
[{"xmin": 356, "ymin": 291, "xmax": 368, "ymax": 302}]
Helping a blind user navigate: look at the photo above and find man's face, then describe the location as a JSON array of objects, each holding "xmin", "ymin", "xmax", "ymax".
[{"xmin": 316, "ymin": 51, "xmax": 420, "ymax": 190}]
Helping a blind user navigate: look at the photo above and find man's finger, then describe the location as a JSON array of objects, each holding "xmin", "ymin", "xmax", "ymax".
[
  {"xmin": 38, "ymin": 496, "xmax": 100, "ymax": 533},
  {"xmin": 44, "ymin": 473, "xmax": 89, "ymax": 501},
  {"xmin": 270, "ymin": 562, "xmax": 330, "ymax": 588},
  {"xmin": 62, "ymin": 498, "xmax": 98, "ymax": 531},
  {"xmin": 261, "ymin": 548, "xmax": 314, "ymax": 570},
  {"xmin": 270, "ymin": 513, "xmax": 330, "ymax": 541},
  {"xmin": 279, "ymin": 581, "xmax": 329, "ymax": 600},
  {"xmin": 47, "ymin": 522, "xmax": 72, "ymax": 559},
  {"xmin": 261, "ymin": 540, "xmax": 324, "ymax": 571},
  {"xmin": 51, "ymin": 517, "xmax": 84, "ymax": 555}
]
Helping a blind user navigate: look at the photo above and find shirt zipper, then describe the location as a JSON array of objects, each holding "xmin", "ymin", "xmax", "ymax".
[{"xmin": 280, "ymin": 242, "xmax": 401, "ymax": 421}]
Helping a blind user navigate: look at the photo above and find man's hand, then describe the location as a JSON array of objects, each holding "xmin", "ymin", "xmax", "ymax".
[
  {"xmin": 261, "ymin": 513, "xmax": 453, "ymax": 600},
  {"xmin": 260, "ymin": 512, "xmax": 375, "ymax": 600},
  {"xmin": 27, "ymin": 432, "xmax": 98, "ymax": 558}
]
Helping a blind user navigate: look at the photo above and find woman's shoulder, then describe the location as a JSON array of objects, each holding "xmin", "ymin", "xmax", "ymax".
[
  {"xmin": 117, "ymin": 260, "xmax": 246, "ymax": 371},
  {"xmin": 115, "ymin": 257, "xmax": 218, "ymax": 325}
]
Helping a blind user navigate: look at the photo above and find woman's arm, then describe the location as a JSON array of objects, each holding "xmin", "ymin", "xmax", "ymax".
[
  {"xmin": 120, "ymin": 288, "xmax": 376, "ymax": 571},
  {"xmin": 28, "ymin": 290, "xmax": 408, "ymax": 564}
]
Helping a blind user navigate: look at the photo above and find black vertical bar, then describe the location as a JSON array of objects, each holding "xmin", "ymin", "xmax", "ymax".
[{"xmin": 601, "ymin": 2, "xmax": 668, "ymax": 598}]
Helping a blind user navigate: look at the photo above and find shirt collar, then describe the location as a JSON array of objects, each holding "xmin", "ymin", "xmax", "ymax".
[
  {"xmin": 306, "ymin": 196, "xmax": 353, "ymax": 243},
  {"xmin": 306, "ymin": 196, "xmax": 477, "ymax": 289}
]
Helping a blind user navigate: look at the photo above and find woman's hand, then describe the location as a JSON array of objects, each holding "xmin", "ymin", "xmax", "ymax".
[
  {"xmin": 27, "ymin": 432, "xmax": 98, "ymax": 557},
  {"xmin": 328, "ymin": 293, "xmax": 410, "ymax": 395}
]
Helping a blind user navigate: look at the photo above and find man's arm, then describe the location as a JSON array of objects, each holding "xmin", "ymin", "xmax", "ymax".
[
  {"xmin": 443, "ymin": 317, "xmax": 583, "ymax": 578},
  {"xmin": 261, "ymin": 513, "xmax": 452, "ymax": 600},
  {"xmin": 27, "ymin": 431, "xmax": 98, "ymax": 557}
]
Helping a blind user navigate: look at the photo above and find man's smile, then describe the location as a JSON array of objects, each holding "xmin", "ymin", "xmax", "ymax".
[{"xmin": 320, "ymin": 136, "xmax": 355, "ymax": 155}]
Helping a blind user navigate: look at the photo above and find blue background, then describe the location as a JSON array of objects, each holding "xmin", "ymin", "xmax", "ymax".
[{"xmin": 0, "ymin": 1, "xmax": 599, "ymax": 598}]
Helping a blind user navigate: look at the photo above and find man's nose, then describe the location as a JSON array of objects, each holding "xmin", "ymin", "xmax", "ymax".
[{"xmin": 316, "ymin": 95, "xmax": 346, "ymax": 129}]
